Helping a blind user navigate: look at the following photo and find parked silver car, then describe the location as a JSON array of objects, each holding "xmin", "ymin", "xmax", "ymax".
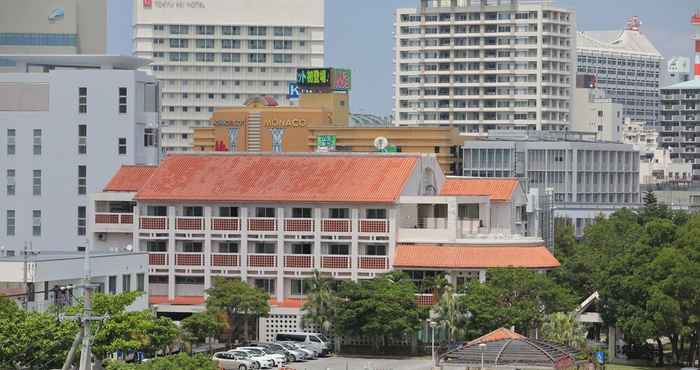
[{"xmin": 213, "ymin": 352, "xmax": 257, "ymax": 370}]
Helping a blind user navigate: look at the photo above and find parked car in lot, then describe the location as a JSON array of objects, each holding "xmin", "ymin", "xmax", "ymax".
[
  {"xmin": 227, "ymin": 349, "xmax": 272, "ymax": 369},
  {"xmin": 278, "ymin": 341, "xmax": 317, "ymax": 359},
  {"xmin": 213, "ymin": 352, "xmax": 258, "ymax": 370},
  {"xmin": 236, "ymin": 346, "xmax": 287, "ymax": 367},
  {"xmin": 275, "ymin": 332, "xmax": 330, "ymax": 356},
  {"xmin": 254, "ymin": 342, "xmax": 306, "ymax": 362}
]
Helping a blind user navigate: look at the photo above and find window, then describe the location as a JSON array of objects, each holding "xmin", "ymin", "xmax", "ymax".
[
  {"xmin": 196, "ymin": 25, "xmax": 215, "ymax": 35},
  {"xmin": 458, "ymin": 204, "xmax": 480, "ymax": 219},
  {"xmin": 249, "ymin": 26, "xmax": 267, "ymax": 36},
  {"xmin": 183, "ymin": 206, "xmax": 203, "ymax": 217},
  {"xmin": 33, "ymin": 129, "xmax": 42, "ymax": 155},
  {"xmin": 218, "ymin": 241, "xmax": 239, "ymax": 253},
  {"xmin": 144, "ymin": 128, "xmax": 156, "ymax": 147},
  {"xmin": 254, "ymin": 242, "xmax": 275, "ymax": 254},
  {"xmin": 222, "ymin": 39, "xmax": 240, "ymax": 49},
  {"xmin": 248, "ymin": 53, "xmax": 266, "ymax": 63},
  {"xmin": 136, "ymin": 273, "xmax": 145, "ymax": 292},
  {"xmin": 292, "ymin": 208, "xmax": 312, "ymax": 218},
  {"xmin": 329, "ymin": 208, "xmax": 350, "ymax": 219},
  {"xmin": 273, "ymin": 54, "xmax": 292, "ymax": 64},
  {"xmin": 118, "ymin": 87, "xmax": 127, "ymax": 114},
  {"xmin": 78, "ymin": 165, "xmax": 86, "ymax": 195},
  {"xmin": 6, "ymin": 169, "xmax": 15, "ymax": 196},
  {"xmin": 195, "ymin": 52, "xmax": 215, "ymax": 62},
  {"xmin": 195, "ymin": 39, "xmax": 214, "ymax": 49},
  {"xmin": 77, "ymin": 206, "xmax": 86, "ymax": 236},
  {"xmin": 181, "ymin": 241, "xmax": 203, "ymax": 252},
  {"xmin": 108, "ymin": 276, "xmax": 117, "ymax": 294},
  {"xmin": 78, "ymin": 125, "xmax": 87, "ymax": 154},
  {"xmin": 169, "ymin": 25, "xmax": 189, "ymax": 34},
  {"xmin": 122, "ymin": 274, "xmax": 131, "ymax": 292},
  {"xmin": 6, "ymin": 210, "xmax": 15, "ymax": 236},
  {"xmin": 222, "ymin": 26, "xmax": 240, "ymax": 35},
  {"xmin": 32, "ymin": 170, "xmax": 41, "ymax": 196},
  {"xmin": 290, "ymin": 279, "xmax": 304, "ymax": 295},
  {"xmin": 365, "ymin": 244, "xmax": 387, "ymax": 256},
  {"xmin": 366, "ymin": 209, "xmax": 387, "ymax": 219},
  {"xmin": 78, "ymin": 87, "xmax": 87, "ymax": 114},
  {"xmin": 255, "ymin": 207, "xmax": 275, "ymax": 218},
  {"xmin": 7, "ymin": 128, "xmax": 15, "ymax": 155},
  {"xmin": 32, "ymin": 210, "xmax": 41, "ymax": 236},
  {"xmin": 273, "ymin": 27, "xmax": 293, "ymax": 37},
  {"xmin": 273, "ymin": 40, "xmax": 292, "ymax": 49},
  {"xmin": 219, "ymin": 207, "xmax": 239, "ymax": 217},
  {"xmin": 254, "ymin": 279, "xmax": 275, "ymax": 294},
  {"xmin": 292, "ymin": 243, "xmax": 312, "ymax": 255},
  {"xmin": 118, "ymin": 138, "xmax": 127, "ymax": 155},
  {"xmin": 248, "ymin": 40, "xmax": 266, "ymax": 49},
  {"xmin": 328, "ymin": 244, "xmax": 349, "ymax": 255}
]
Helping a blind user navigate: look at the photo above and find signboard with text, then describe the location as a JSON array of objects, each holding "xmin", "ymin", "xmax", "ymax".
[
  {"xmin": 332, "ymin": 69, "xmax": 352, "ymax": 91},
  {"xmin": 297, "ymin": 68, "xmax": 331, "ymax": 90},
  {"xmin": 317, "ymin": 135, "xmax": 336, "ymax": 152}
]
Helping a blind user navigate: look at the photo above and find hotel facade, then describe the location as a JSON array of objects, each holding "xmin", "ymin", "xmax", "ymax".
[{"xmin": 89, "ymin": 153, "xmax": 558, "ymax": 340}]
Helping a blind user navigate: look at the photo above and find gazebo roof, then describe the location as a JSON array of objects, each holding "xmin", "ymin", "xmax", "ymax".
[{"xmin": 442, "ymin": 328, "xmax": 584, "ymax": 369}]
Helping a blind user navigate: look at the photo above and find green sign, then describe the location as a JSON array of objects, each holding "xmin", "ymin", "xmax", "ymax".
[
  {"xmin": 383, "ymin": 145, "xmax": 399, "ymax": 153},
  {"xmin": 317, "ymin": 135, "xmax": 336, "ymax": 152}
]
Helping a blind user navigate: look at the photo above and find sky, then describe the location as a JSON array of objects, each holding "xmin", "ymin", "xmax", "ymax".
[{"xmin": 108, "ymin": 0, "xmax": 698, "ymax": 117}]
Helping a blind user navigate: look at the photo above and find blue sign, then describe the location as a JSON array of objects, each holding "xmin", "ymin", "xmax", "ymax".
[
  {"xmin": 288, "ymin": 83, "xmax": 300, "ymax": 100},
  {"xmin": 595, "ymin": 351, "xmax": 605, "ymax": 364},
  {"xmin": 48, "ymin": 8, "xmax": 65, "ymax": 21}
]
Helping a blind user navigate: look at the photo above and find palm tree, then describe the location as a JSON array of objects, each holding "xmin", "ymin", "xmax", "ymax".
[
  {"xmin": 541, "ymin": 312, "xmax": 588, "ymax": 351},
  {"xmin": 301, "ymin": 270, "xmax": 338, "ymax": 338},
  {"xmin": 424, "ymin": 274, "xmax": 450, "ymax": 302},
  {"xmin": 434, "ymin": 286, "xmax": 467, "ymax": 344}
]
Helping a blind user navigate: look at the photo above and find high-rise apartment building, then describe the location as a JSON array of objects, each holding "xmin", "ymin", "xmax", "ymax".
[
  {"xmin": 576, "ymin": 17, "xmax": 663, "ymax": 124},
  {"xmin": 659, "ymin": 80, "xmax": 700, "ymax": 180},
  {"xmin": 0, "ymin": 55, "xmax": 160, "ymax": 252},
  {"xmin": 0, "ymin": 0, "xmax": 106, "ymax": 59},
  {"xmin": 133, "ymin": 0, "xmax": 325, "ymax": 152},
  {"xmin": 394, "ymin": 0, "xmax": 576, "ymax": 134}
]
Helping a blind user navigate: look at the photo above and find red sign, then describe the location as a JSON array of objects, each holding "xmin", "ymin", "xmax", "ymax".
[{"xmin": 144, "ymin": 0, "xmax": 152, "ymax": 7}]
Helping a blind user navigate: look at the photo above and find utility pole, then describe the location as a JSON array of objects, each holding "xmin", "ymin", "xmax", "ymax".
[{"xmin": 61, "ymin": 245, "xmax": 108, "ymax": 370}]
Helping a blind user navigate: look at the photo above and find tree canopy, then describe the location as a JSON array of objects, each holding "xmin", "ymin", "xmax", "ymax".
[{"xmin": 206, "ymin": 277, "xmax": 270, "ymax": 342}]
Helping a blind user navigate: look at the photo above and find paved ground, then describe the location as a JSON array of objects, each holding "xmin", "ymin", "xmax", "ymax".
[{"xmin": 283, "ymin": 356, "xmax": 433, "ymax": 370}]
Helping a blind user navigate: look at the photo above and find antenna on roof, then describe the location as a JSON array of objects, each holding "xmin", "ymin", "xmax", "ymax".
[{"xmin": 625, "ymin": 16, "xmax": 641, "ymax": 32}]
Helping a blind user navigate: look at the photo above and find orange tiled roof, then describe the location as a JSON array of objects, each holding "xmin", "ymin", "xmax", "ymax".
[
  {"xmin": 440, "ymin": 178, "xmax": 520, "ymax": 201},
  {"xmin": 467, "ymin": 328, "xmax": 526, "ymax": 345},
  {"xmin": 149, "ymin": 295, "xmax": 206, "ymax": 305},
  {"xmin": 269, "ymin": 298, "xmax": 305, "ymax": 308},
  {"xmin": 134, "ymin": 154, "xmax": 418, "ymax": 203},
  {"xmin": 104, "ymin": 165, "xmax": 157, "ymax": 192},
  {"xmin": 394, "ymin": 243, "xmax": 560, "ymax": 269}
]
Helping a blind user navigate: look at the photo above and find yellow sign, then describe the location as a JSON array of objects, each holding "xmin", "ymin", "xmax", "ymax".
[{"xmin": 264, "ymin": 119, "xmax": 307, "ymax": 128}]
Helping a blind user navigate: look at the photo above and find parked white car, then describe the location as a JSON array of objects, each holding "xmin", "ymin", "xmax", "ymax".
[
  {"xmin": 213, "ymin": 352, "xmax": 257, "ymax": 370},
  {"xmin": 275, "ymin": 332, "xmax": 330, "ymax": 356},
  {"xmin": 278, "ymin": 341, "xmax": 317, "ymax": 359},
  {"xmin": 227, "ymin": 349, "xmax": 273, "ymax": 369},
  {"xmin": 236, "ymin": 347, "xmax": 287, "ymax": 367}
]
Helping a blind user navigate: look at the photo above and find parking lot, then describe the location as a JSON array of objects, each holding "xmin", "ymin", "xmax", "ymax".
[{"xmin": 282, "ymin": 356, "xmax": 433, "ymax": 370}]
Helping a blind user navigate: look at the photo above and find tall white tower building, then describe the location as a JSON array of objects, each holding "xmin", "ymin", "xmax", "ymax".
[
  {"xmin": 393, "ymin": 0, "xmax": 576, "ymax": 134},
  {"xmin": 133, "ymin": 0, "xmax": 325, "ymax": 152}
]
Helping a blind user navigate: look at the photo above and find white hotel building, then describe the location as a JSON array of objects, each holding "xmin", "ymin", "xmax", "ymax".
[
  {"xmin": 393, "ymin": 0, "xmax": 576, "ymax": 133},
  {"xmin": 132, "ymin": 0, "xmax": 325, "ymax": 152},
  {"xmin": 89, "ymin": 152, "xmax": 559, "ymax": 340}
]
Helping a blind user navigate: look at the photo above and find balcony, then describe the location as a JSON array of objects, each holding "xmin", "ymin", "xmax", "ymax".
[
  {"xmin": 175, "ymin": 253, "xmax": 204, "ymax": 266},
  {"xmin": 211, "ymin": 217, "xmax": 240, "ymax": 232},
  {"xmin": 358, "ymin": 256, "xmax": 389, "ymax": 270},
  {"xmin": 93, "ymin": 212, "xmax": 134, "ymax": 233},
  {"xmin": 176, "ymin": 217, "xmax": 205, "ymax": 231},
  {"xmin": 140, "ymin": 216, "xmax": 168, "ymax": 230},
  {"xmin": 210, "ymin": 253, "xmax": 240, "ymax": 267},
  {"xmin": 398, "ymin": 217, "xmax": 450, "ymax": 243},
  {"xmin": 284, "ymin": 218, "xmax": 314, "ymax": 233},
  {"xmin": 358, "ymin": 219, "xmax": 389, "ymax": 233},
  {"xmin": 284, "ymin": 255, "xmax": 314, "ymax": 269},
  {"xmin": 321, "ymin": 255, "xmax": 351, "ymax": 269},
  {"xmin": 248, "ymin": 218, "xmax": 277, "ymax": 232},
  {"xmin": 149, "ymin": 253, "xmax": 168, "ymax": 266},
  {"xmin": 248, "ymin": 254, "xmax": 277, "ymax": 268},
  {"xmin": 415, "ymin": 293, "xmax": 435, "ymax": 306},
  {"xmin": 321, "ymin": 219, "xmax": 352, "ymax": 233}
]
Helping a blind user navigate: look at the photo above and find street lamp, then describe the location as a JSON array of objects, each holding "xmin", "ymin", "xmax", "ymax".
[
  {"xmin": 479, "ymin": 342, "xmax": 487, "ymax": 370},
  {"xmin": 429, "ymin": 320, "xmax": 438, "ymax": 367}
]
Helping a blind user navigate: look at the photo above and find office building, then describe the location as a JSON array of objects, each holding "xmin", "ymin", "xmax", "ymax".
[
  {"xmin": 576, "ymin": 17, "xmax": 663, "ymax": 124},
  {"xmin": 90, "ymin": 152, "xmax": 557, "ymax": 338},
  {"xmin": 659, "ymin": 79, "xmax": 700, "ymax": 180},
  {"xmin": 571, "ymin": 83, "xmax": 623, "ymax": 142},
  {"xmin": 393, "ymin": 0, "xmax": 576, "ymax": 133},
  {"xmin": 0, "ymin": 55, "xmax": 160, "ymax": 253},
  {"xmin": 667, "ymin": 57, "xmax": 691, "ymax": 86},
  {"xmin": 0, "ymin": 0, "xmax": 106, "ymax": 68},
  {"xmin": 132, "ymin": 0, "xmax": 325, "ymax": 152},
  {"xmin": 0, "ymin": 250, "xmax": 148, "ymax": 312},
  {"xmin": 461, "ymin": 131, "xmax": 640, "ymax": 236}
]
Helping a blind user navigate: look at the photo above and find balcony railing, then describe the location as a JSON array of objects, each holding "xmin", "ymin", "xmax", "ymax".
[
  {"xmin": 175, "ymin": 253, "xmax": 204, "ymax": 266},
  {"xmin": 211, "ymin": 217, "xmax": 240, "ymax": 232},
  {"xmin": 321, "ymin": 255, "xmax": 351, "ymax": 269},
  {"xmin": 321, "ymin": 219, "xmax": 352, "ymax": 233},
  {"xmin": 416, "ymin": 293, "xmax": 436, "ymax": 306},
  {"xmin": 211, "ymin": 253, "xmax": 240, "ymax": 267},
  {"xmin": 248, "ymin": 218, "xmax": 277, "ymax": 232},
  {"xmin": 176, "ymin": 217, "xmax": 205, "ymax": 231},
  {"xmin": 95, "ymin": 213, "xmax": 134, "ymax": 225},
  {"xmin": 149, "ymin": 253, "xmax": 168, "ymax": 266},
  {"xmin": 415, "ymin": 218, "xmax": 448, "ymax": 229},
  {"xmin": 284, "ymin": 218, "xmax": 314, "ymax": 232},
  {"xmin": 140, "ymin": 216, "xmax": 168, "ymax": 230},
  {"xmin": 248, "ymin": 254, "xmax": 277, "ymax": 268},
  {"xmin": 358, "ymin": 256, "xmax": 389, "ymax": 270},
  {"xmin": 358, "ymin": 219, "xmax": 389, "ymax": 233},
  {"xmin": 284, "ymin": 255, "xmax": 314, "ymax": 269}
]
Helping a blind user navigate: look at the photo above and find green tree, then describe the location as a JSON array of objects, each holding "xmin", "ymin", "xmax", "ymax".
[
  {"xmin": 105, "ymin": 353, "xmax": 216, "ymax": 370},
  {"xmin": 206, "ymin": 277, "xmax": 270, "ymax": 343},
  {"xmin": 541, "ymin": 312, "xmax": 588, "ymax": 351},
  {"xmin": 335, "ymin": 272, "xmax": 423, "ymax": 350},
  {"xmin": 301, "ymin": 270, "xmax": 339, "ymax": 336},
  {"xmin": 182, "ymin": 312, "xmax": 224, "ymax": 353},
  {"xmin": 433, "ymin": 285, "xmax": 467, "ymax": 343}
]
